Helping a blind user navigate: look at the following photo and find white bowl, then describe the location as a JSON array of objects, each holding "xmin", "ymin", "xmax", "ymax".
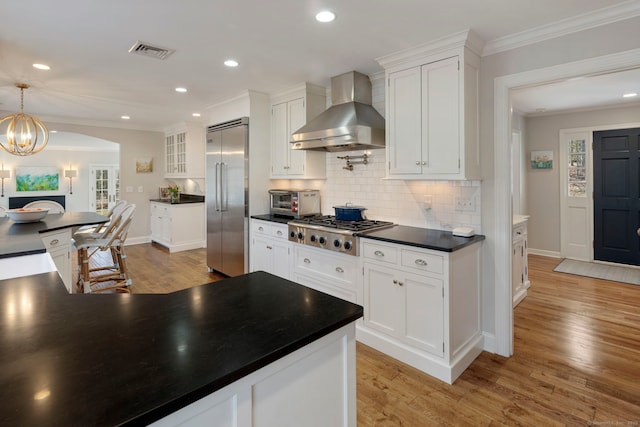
[{"xmin": 6, "ymin": 208, "xmax": 50, "ymax": 223}]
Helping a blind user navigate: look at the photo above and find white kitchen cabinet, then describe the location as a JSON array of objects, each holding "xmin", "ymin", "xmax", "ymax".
[
  {"xmin": 358, "ymin": 238, "xmax": 483, "ymax": 384},
  {"xmin": 164, "ymin": 122, "xmax": 205, "ymax": 178},
  {"xmin": 41, "ymin": 229, "xmax": 72, "ymax": 292},
  {"xmin": 270, "ymin": 83, "xmax": 327, "ymax": 179},
  {"xmin": 379, "ymin": 30, "xmax": 482, "ymax": 180},
  {"xmin": 150, "ymin": 202, "xmax": 205, "ymax": 253},
  {"xmin": 291, "ymin": 245, "xmax": 358, "ymax": 303},
  {"xmin": 250, "ymin": 219, "xmax": 291, "ymax": 280},
  {"xmin": 512, "ymin": 216, "xmax": 530, "ymax": 307}
]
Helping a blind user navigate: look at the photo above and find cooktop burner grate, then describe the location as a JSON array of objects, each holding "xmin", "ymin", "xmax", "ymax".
[{"xmin": 290, "ymin": 215, "xmax": 393, "ymax": 232}]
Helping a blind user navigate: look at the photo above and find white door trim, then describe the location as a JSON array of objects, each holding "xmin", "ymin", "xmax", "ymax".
[{"xmin": 493, "ymin": 47, "xmax": 640, "ymax": 357}]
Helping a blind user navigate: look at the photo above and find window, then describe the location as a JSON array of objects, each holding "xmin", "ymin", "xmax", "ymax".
[{"xmin": 568, "ymin": 138, "xmax": 586, "ymax": 197}]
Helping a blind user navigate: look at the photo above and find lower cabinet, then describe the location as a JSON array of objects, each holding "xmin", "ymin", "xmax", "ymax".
[
  {"xmin": 291, "ymin": 245, "xmax": 358, "ymax": 303},
  {"xmin": 150, "ymin": 323, "xmax": 357, "ymax": 427},
  {"xmin": 358, "ymin": 238, "xmax": 483, "ymax": 384},
  {"xmin": 364, "ymin": 263, "xmax": 444, "ymax": 357},
  {"xmin": 41, "ymin": 229, "xmax": 72, "ymax": 293},
  {"xmin": 250, "ymin": 219, "xmax": 291, "ymax": 280},
  {"xmin": 150, "ymin": 202, "xmax": 205, "ymax": 253}
]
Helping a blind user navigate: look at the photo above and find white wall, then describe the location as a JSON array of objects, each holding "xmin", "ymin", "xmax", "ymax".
[
  {"xmin": 525, "ymin": 104, "xmax": 640, "ymax": 254},
  {"xmin": 479, "ymin": 15, "xmax": 640, "ymax": 340}
]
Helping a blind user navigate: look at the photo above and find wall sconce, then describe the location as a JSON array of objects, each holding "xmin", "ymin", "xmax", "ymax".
[
  {"xmin": 64, "ymin": 167, "xmax": 78, "ymax": 194},
  {"xmin": 0, "ymin": 165, "xmax": 10, "ymax": 197}
]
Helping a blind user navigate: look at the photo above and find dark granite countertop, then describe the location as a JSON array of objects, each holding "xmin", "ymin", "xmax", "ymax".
[
  {"xmin": 250, "ymin": 214, "xmax": 294, "ymax": 225},
  {"xmin": 356, "ymin": 225, "xmax": 485, "ymax": 252},
  {"xmin": 0, "ymin": 271, "xmax": 363, "ymax": 426},
  {"xmin": 150, "ymin": 194, "xmax": 205, "ymax": 204},
  {"xmin": 0, "ymin": 212, "xmax": 108, "ymax": 258}
]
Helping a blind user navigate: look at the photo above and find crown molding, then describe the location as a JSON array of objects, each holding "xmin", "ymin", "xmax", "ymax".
[{"xmin": 483, "ymin": 0, "xmax": 640, "ymax": 56}]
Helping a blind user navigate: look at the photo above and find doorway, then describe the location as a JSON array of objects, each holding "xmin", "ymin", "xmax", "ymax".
[
  {"xmin": 89, "ymin": 165, "xmax": 120, "ymax": 215},
  {"xmin": 593, "ymin": 127, "xmax": 640, "ymax": 266},
  {"xmin": 493, "ymin": 48, "xmax": 640, "ymax": 357}
]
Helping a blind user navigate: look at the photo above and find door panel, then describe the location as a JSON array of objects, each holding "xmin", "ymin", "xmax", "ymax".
[
  {"xmin": 593, "ymin": 128, "xmax": 640, "ymax": 265},
  {"xmin": 206, "ymin": 131, "xmax": 222, "ymax": 271}
]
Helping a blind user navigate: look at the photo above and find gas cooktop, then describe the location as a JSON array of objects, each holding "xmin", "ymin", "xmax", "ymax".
[{"xmin": 288, "ymin": 215, "xmax": 394, "ymax": 256}]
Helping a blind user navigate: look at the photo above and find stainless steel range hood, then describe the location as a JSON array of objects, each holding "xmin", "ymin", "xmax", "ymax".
[{"xmin": 290, "ymin": 71, "xmax": 385, "ymax": 152}]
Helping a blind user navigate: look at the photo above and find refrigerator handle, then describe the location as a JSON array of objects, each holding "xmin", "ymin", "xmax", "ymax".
[
  {"xmin": 215, "ymin": 162, "xmax": 221, "ymax": 211},
  {"xmin": 221, "ymin": 162, "xmax": 227, "ymax": 211}
]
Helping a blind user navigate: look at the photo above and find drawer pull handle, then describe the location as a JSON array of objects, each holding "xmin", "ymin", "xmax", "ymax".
[
  {"xmin": 276, "ymin": 230, "xmax": 283, "ymax": 236},
  {"xmin": 374, "ymin": 250, "xmax": 384, "ymax": 257},
  {"xmin": 304, "ymin": 258, "xmax": 311, "ymax": 264},
  {"xmin": 336, "ymin": 267, "xmax": 344, "ymax": 273},
  {"xmin": 50, "ymin": 239, "xmax": 59, "ymax": 246},
  {"xmin": 415, "ymin": 259, "xmax": 427, "ymax": 266},
  {"xmin": 266, "ymin": 246, "xmax": 272, "ymax": 250},
  {"xmin": 258, "ymin": 226, "xmax": 264, "ymax": 231}
]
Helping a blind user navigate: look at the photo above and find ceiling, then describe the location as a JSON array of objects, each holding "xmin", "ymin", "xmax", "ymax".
[{"xmin": 0, "ymin": 0, "xmax": 636, "ymax": 131}]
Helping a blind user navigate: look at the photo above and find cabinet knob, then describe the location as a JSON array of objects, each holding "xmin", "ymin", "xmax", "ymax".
[
  {"xmin": 421, "ymin": 161, "xmax": 426, "ymax": 165},
  {"xmin": 398, "ymin": 281, "xmax": 404, "ymax": 286},
  {"xmin": 258, "ymin": 226, "xmax": 264, "ymax": 231},
  {"xmin": 393, "ymin": 279, "xmax": 398, "ymax": 284},
  {"xmin": 50, "ymin": 239, "xmax": 59, "ymax": 246},
  {"xmin": 276, "ymin": 230, "xmax": 283, "ymax": 236},
  {"xmin": 336, "ymin": 267, "xmax": 344, "ymax": 273},
  {"xmin": 415, "ymin": 161, "xmax": 420, "ymax": 165},
  {"xmin": 304, "ymin": 258, "xmax": 311, "ymax": 264},
  {"xmin": 374, "ymin": 250, "xmax": 384, "ymax": 257},
  {"xmin": 266, "ymin": 246, "xmax": 273, "ymax": 250},
  {"xmin": 414, "ymin": 259, "xmax": 427, "ymax": 266}
]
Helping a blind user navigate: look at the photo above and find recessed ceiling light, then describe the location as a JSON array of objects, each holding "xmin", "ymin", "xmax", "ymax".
[
  {"xmin": 50, "ymin": 130, "xmax": 58, "ymax": 133},
  {"xmin": 121, "ymin": 116, "xmax": 130, "ymax": 120},
  {"xmin": 192, "ymin": 113, "xmax": 201, "ymax": 117},
  {"xmin": 224, "ymin": 59, "xmax": 239, "ymax": 67},
  {"xmin": 33, "ymin": 63, "xmax": 50, "ymax": 70},
  {"xmin": 175, "ymin": 87, "xmax": 187, "ymax": 93},
  {"xmin": 315, "ymin": 10, "xmax": 336, "ymax": 22},
  {"xmin": 623, "ymin": 92, "xmax": 638, "ymax": 98}
]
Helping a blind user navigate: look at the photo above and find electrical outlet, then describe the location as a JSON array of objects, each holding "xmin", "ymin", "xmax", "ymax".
[
  {"xmin": 138, "ymin": 186, "xmax": 144, "ymax": 193},
  {"xmin": 125, "ymin": 186, "xmax": 133, "ymax": 193},
  {"xmin": 454, "ymin": 196, "xmax": 475, "ymax": 212},
  {"xmin": 423, "ymin": 195, "xmax": 432, "ymax": 210}
]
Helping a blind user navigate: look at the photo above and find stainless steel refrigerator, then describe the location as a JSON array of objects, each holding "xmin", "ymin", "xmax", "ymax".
[{"xmin": 206, "ymin": 117, "xmax": 249, "ymax": 277}]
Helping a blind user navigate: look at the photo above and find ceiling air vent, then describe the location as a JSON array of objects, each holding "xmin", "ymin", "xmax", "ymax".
[{"xmin": 128, "ymin": 41, "xmax": 175, "ymax": 60}]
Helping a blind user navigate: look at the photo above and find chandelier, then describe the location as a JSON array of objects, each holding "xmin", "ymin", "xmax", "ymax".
[{"xmin": 0, "ymin": 83, "xmax": 49, "ymax": 156}]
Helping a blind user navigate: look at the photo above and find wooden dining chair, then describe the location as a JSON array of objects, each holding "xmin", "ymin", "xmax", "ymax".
[
  {"xmin": 74, "ymin": 200, "xmax": 128, "ymax": 238},
  {"xmin": 75, "ymin": 204, "xmax": 136, "ymax": 293}
]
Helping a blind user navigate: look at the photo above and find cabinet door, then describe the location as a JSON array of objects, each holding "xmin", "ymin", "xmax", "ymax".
[
  {"xmin": 165, "ymin": 134, "xmax": 176, "ymax": 175},
  {"xmin": 512, "ymin": 239, "xmax": 525, "ymax": 306},
  {"xmin": 175, "ymin": 131, "xmax": 187, "ymax": 175},
  {"xmin": 422, "ymin": 56, "xmax": 459, "ymax": 175},
  {"xmin": 271, "ymin": 102, "xmax": 290, "ymax": 176},
  {"xmin": 403, "ymin": 271, "xmax": 444, "ymax": 357},
  {"xmin": 161, "ymin": 211, "xmax": 172, "ymax": 243},
  {"xmin": 271, "ymin": 241, "xmax": 291, "ymax": 280},
  {"xmin": 286, "ymin": 98, "xmax": 306, "ymax": 176},
  {"xmin": 251, "ymin": 235, "xmax": 272, "ymax": 274},
  {"xmin": 387, "ymin": 67, "xmax": 422, "ymax": 175},
  {"xmin": 363, "ymin": 263, "xmax": 402, "ymax": 336}
]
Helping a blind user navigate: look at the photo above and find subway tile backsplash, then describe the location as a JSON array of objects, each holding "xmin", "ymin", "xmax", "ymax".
[{"xmin": 277, "ymin": 151, "xmax": 482, "ymax": 233}]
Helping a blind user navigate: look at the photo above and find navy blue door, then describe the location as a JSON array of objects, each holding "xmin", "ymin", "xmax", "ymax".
[{"xmin": 593, "ymin": 127, "xmax": 640, "ymax": 266}]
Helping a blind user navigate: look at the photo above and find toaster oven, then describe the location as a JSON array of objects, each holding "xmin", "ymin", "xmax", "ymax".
[{"xmin": 269, "ymin": 189, "xmax": 321, "ymax": 218}]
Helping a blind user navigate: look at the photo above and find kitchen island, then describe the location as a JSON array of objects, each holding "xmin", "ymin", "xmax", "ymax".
[{"xmin": 0, "ymin": 270, "xmax": 362, "ymax": 426}]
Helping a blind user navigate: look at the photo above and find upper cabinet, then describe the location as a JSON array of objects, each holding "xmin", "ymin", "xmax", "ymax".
[
  {"xmin": 270, "ymin": 83, "xmax": 327, "ymax": 179},
  {"xmin": 378, "ymin": 30, "xmax": 483, "ymax": 180},
  {"xmin": 164, "ymin": 122, "xmax": 205, "ymax": 178}
]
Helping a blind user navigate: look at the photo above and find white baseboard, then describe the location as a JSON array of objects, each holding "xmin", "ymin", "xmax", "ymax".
[
  {"xmin": 482, "ymin": 332, "xmax": 497, "ymax": 354},
  {"xmin": 125, "ymin": 236, "xmax": 151, "ymax": 246},
  {"xmin": 527, "ymin": 248, "xmax": 561, "ymax": 258}
]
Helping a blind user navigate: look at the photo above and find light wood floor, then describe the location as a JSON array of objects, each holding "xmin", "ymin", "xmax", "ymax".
[{"xmin": 88, "ymin": 245, "xmax": 640, "ymax": 425}]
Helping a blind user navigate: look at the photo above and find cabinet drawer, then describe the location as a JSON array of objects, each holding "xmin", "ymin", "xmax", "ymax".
[
  {"xmin": 251, "ymin": 221, "xmax": 288, "ymax": 240},
  {"xmin": 362, "ymin": 241, "xmax": 398, "ymax": 265},
  {"xmin": 293, "ymin": 247, "xmax": 357, "ymax": 289},
  {"xmin": 42, "ymin": 231, "xmax": 70, "ymax": 250},
  {"xmin": 400, "ymin": 249, "xmax": 443, "ymax": 275}
]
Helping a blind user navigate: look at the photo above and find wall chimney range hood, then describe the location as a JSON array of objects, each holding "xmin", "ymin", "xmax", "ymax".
[{"xmin": 290, "ymin": 71, "xmax": 385, "ymax": 152}]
